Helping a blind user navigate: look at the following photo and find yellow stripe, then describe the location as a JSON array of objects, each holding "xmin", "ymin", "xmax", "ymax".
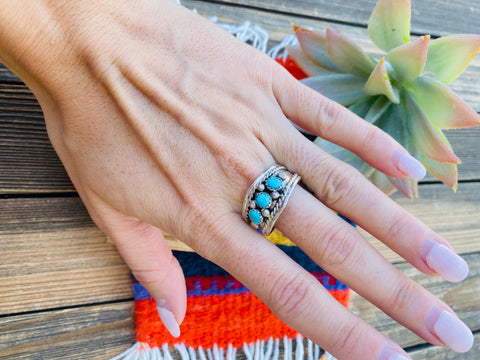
[{"xmin": 266, "ymin": 229, "xmax": 296, "ymax": 246}]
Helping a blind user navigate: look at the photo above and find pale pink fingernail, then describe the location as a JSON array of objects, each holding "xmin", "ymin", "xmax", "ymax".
[
  {"xmin": 427, "ymin": 307, "xmax": 473, "ymax": 353},
  {"xmin": 379, "ymin": 348, "xmax": 412, "ymax": 360},
  {"xmin": 388, "ymin": 354, "xmax": 411, "ymax": 360},
  {"xmin": 394, "ymin": 151, "xmax": 426, "ymax": 180},
  {"xmin": 421, "ymin": 239, "xmax": 469, "ymax": 283},
  {"xmin": 156, "ymin": 300, "xmax": 181, "ymax": 338}
]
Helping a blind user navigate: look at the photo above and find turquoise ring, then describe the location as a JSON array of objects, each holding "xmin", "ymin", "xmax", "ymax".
[{"xmin": 242, "ymin": 165, "xmax": 301, "ymax": 235}]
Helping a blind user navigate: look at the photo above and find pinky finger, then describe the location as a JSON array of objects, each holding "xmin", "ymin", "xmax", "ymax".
[{"xmin": 91, "ymin": 205, "xmax": 187, "ymax": 338}]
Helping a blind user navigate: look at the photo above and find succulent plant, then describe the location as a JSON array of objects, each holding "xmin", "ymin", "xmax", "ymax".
[{"xmin": 287, "ymin": 0, "xmax": 480, "ymax": 198}]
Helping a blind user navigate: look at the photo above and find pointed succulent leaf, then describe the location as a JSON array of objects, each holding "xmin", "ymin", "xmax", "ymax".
[
  {"xmin": 418, "ymin": 154, "xmax": 458, "ymax": 190},
  {"xmin": 402, "ymin": 91, "xmax": 460, "ymax": 163},
  {"xmin": 364, "ymin": 96, "xmax": 393, "ymax": 124},
  {"xmin": 387, "ymin": 35, "xmax": 430, "ymax": 82},
  {"xmin": 348, "ymin": 97, "xmax": 378, "ymax": 119},
  {"xmin": 313, "ymin": 138, "xmax": 374, "ymax": 177},
  {"xmin": 364, "ymin": 58, "xmax": 400, "ymax": 103},
  {"xmin": 293, "ymin": 25, "xmax": 341, "ymax": 71},
  {"xmin": 388, "ymin": 176, "xmax": 418, "ymax": 199},
  {"xmin": 368, "ymin": 0, "xmax": 411, "ymax": 52},
  {"xmin": 409, "ymin": 76, "xmax": 480, "ymax": 129},
  {"xmin": 301, "ymin": 73, "xmax": 368, "ymax": 106},
  {"xmin": 286, "ymin": 45, "xmax": 335, "ymax": 77},
  {"xmin": 326, "ymin": 27, "xmax": 377, "ymax": 77},
  {"xmin": 370, "ymin": 170, "xmax": 397, "ymax": 196},
  {"xmin": 376, "ymin": 102, "xmax": 409, "ymax": 147},
  {"xmin": 424, "ymin": 34, "xmax": 480, "ymax": 84}
]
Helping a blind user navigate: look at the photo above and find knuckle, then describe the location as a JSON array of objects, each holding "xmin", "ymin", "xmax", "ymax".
[
  {"xmin": 131, "ymin": 255, "xmax": 176, "ymax": 288},
  {"xmin": 312, "ymin": 97, "xmax": 343, "ymax": 137},
  {"xmin": 268, "ymin": 272, "xmax": 313, "ymax": 318},
  {"xmin": 384, "ymin": 211, "xmax": 414, "ymax": 241},
  {"xmin": 332, "ymin": 319, "xmax": 364, "ymax": 354},
  {"xmin": 318, "ymin": 223, "xmax": 358, "ymax": 269},
  {"xmin": 317, "ymin": 162, "xmax": 359, "ymax": 207},
  {"xmin": 389, "ymin": 279, "xmax": 416, "ymax": 314},
  {"xmin": 360, "ymin": 125, "xmax": 380, "ymax": 151}
]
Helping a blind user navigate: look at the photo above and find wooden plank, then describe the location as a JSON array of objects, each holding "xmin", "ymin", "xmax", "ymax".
[
  {"xmin": 363, "ymin": 182, "xmax": 480, "ymax": 263},
  {"xmin": 0, "ymin": 302, "xmax": 135, "ymax": 360},
  {"xmin": 1, "ymin": 181, "xmax": 479, "ymax": 313},
  {"xmin": 408, "ymin": 332, "xmax": 480, "ymax": 359},
  {"xmin": 0, "ymin": 196, "xmax": 132, "ymax": 315},
  {"xmin": 207, "ymin": 0, "xmax": 480, "ymax": 38},
  {"xmin": 0, "ymin": 254, "xmax": 478, "ymax": 359},
  {"xmin": 349, "ymin": 253, "xmax": 480, "ymax": 349}
]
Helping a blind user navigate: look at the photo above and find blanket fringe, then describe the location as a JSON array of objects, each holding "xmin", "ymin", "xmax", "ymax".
[{"xmin": 111, "ymin": 335, "xmax": 336, "ymax": 360}]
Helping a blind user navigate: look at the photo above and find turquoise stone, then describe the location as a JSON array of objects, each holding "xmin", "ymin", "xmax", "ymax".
[
  {"xmin": 256, "ymin": 192, "xmax": 272, "ymax": 208},
  {"xmin": 267, "ymin": 176, "xmax": 283, "ymax": 190},
  {"xmin": 249, "ymin": 209, "xmax": 262, "ymax": 225}
]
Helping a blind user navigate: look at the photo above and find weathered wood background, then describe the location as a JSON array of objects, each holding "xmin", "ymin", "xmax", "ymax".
[{"xmin": 1, "ymin": 0, "xmax": 479, "ymax": 359}]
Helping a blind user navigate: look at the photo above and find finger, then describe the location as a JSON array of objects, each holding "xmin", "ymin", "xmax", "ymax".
[
  {"xmin": 272, "ymin": 71, "xmax": 426, "ymax": 181},
  {"xmin": 275, "ymin": 186, "xmax": 473, "ymax": 353},
  {"xmin": 268, "ymin": 126, "xmax": 468, "ymax": 283},
  {"xmin": 91, "ymin": 204, "xmax": 187, "ymax": 338},
  {"xmin": 197, "ymin": 215, "xmax": 411, "ymax": 360}
]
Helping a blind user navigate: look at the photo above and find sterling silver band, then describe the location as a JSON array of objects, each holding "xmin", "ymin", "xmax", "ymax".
[{"xmin": 242, "ymin": 165, "xmax": 301, "ymax": 236}]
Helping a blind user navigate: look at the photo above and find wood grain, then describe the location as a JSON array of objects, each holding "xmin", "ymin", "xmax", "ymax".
[
  {"xmin": 205, "ymin": 0, "xmax": 480, "ymax": 38},
  {"xmin": 0, "ymin": 302, "xmax": 135, "ymax": 360},
  {"xmin": 0, "ymin": 253, "xmax": 478, "ymax": 359}
]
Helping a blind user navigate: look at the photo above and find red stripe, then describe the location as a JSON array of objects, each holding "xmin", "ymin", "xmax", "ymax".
[{"xmin": 135, "ymin": 289, "xmax": 349, "ymax": 348}]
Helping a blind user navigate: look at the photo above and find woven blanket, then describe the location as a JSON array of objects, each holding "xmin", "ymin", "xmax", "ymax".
[{"xmin": 112, "ymin": 229, "xmax": 349, "ymax": 360}]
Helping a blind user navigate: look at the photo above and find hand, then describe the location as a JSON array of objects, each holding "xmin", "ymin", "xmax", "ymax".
[{"xmin": 0, "ymin": 0, "xmax": 473, "ymax": 358}]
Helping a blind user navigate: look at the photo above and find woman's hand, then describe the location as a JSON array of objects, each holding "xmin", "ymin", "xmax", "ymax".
[{"xmin": 0, "ymin": 0, "xmax": 473, "ymax": 358}]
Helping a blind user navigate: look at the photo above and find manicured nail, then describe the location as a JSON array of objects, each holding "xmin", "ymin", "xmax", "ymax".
[
  {"xmin": 394, "ymin": 152, "xmax": 426, "ymax": 180},
  {"xmin": 156, "ymin": 300, "xmax": 181, "ymax": 338},
  {"xmin": 379, "ymin": 348, "xmax": 412, "ymax": 360},
  {"xmin": 421, "ymin": 239, "xmax": 469, "ymax": 283},
  {"xmin": 427, "ymin": 307, "xmax": 473, "ymax": 353},
  {"xmin": 388, "ymin": 354, "xmax": 411, "ymax": 360}
]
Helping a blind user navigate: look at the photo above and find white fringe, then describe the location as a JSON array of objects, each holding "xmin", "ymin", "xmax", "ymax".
[{"xmin": 111, "ymin": 338, "xmax": 336, "ymax": 360}]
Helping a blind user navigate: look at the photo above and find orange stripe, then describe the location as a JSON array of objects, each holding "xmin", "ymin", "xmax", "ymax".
[{"xmin": 135, "ymin": 290, "xmax": 349, "ymax": 348}]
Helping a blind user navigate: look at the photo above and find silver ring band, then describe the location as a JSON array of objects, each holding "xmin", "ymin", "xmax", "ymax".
[{"xmin": 242, "ymin": 165, "xmax": 301, "ymax": 235}]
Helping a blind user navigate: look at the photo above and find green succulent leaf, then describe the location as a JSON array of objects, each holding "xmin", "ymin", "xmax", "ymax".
[
  {"xmin": 387, "ymin": 35, "xmax": 430, "ymax": 82},
  {"xmin": 364, "ymin": 58, "xmax": 400, "ymax": 103},
  {"xmin": 301, "ymin": 73, "xmax": 368, "ymax": 106},
  {"xmin": 370, "ymin": 170, "xmax": 397, "ymax": 196},
  {"xmin": 293, "ymin": 25, "xmax": 341, "ymax": 72},
  {"xmin": 388, "ymin": 176, "xmax": 418, "ymax": 199},
  {"xmin": 409, "ymin": 76, "xmax": 480, "ymax": 129},
  {"xmin": 364, "ymin": 96, "xmax": 392, "ymax": 124},
  {"xmin": 424, "ymin": 34, "xmax": 480, "ymax": 84},
  {"xmin": 347, "ymin": 97, "xmax": 378, "ymax": 118},
  {"xmin": 402, "ymin": 91, "xmax": 460, "ymax": 163},
  {"xmin": 375, "ymin": 102, "xmax": 409, "ymax": 148},
  {"xmin": 418, "ymin": 154, "xmax": 458, "ymax": 190},
  {"xmin": 286, "ymin": 45, "xmax": 334, "ymax": 76},
  {"xmin": 326, "ymin": 27, "xmax": 377, "ymax": 77},
  {"xmin": 314, "ymin": 137, "xmax": 374, "ymax": 177},
  {"xmin": 368, "ymin": 0, "xmax": 411, "ymax": 52}
]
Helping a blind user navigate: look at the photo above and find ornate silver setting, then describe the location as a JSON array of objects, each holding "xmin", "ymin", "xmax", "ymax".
[{"xmin": 242, "ymin": 165, "xmax": 301, "ymax": 235}]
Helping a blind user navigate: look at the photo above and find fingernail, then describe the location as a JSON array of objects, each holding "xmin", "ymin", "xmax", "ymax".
[
  {"xmin": 421, "ymin": 239, "xmax": 469, "ymax": 283},
  {"xmin": 388, "ymin": 354, "xmax": 411, "ymax": 360},
  {"xmin": 156, "ymin": 300, "xmax": 181, "ymax": 338},
  {"xmin": 427, "ymin": 307, "xmax": 473, "ymax": 353},
  {"xmin": 394, "ymin": 152, "xmax": 426, "ymax": 180},
  {"xmin": 379, "ymin": 348, "xmax": 412, "ymax": 360}
]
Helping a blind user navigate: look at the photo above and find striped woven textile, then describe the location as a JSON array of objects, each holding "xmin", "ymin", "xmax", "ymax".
[{"xmin": 112, "ymin": 230, "xmax": 349, "ymax": 360}]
